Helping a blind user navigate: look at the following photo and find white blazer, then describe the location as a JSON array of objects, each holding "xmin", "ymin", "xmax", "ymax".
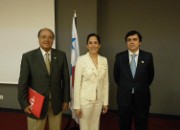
[{"xmin": 73, "ymin": 52, "xmax": 109, "ymax": 109}]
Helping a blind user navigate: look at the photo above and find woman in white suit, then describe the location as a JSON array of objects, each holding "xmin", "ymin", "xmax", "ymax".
[{"xmin": 74, "ymin": 33, "xmax": 109, "ymax": 130}]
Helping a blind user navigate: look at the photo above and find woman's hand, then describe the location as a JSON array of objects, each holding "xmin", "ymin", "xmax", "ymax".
[
  {"xmin": 102, "ymin": 105, "xmax": 108, "ymax": 114},
  {"xmin": 75, "ymin": 109, "xmax": 82, "ymax": 118}
]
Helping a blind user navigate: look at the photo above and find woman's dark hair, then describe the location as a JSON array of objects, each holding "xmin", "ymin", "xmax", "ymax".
[
  {"xmin": 124, "ymin": 30, "xmax": 142, "ymax": 42},
  {"xmin": 86, "ymin": 33, "xmax": 101, "ymax": 44}
]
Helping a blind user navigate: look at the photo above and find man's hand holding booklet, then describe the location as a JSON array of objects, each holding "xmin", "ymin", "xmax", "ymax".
[{"xmin": 28, "ymin": 88, "xmax": 45, "ymax": 118}]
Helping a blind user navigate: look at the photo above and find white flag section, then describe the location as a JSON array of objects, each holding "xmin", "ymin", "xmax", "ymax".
[{"xmin": 70, "ymin": 12, "xmax": 80, "ymax": 123}]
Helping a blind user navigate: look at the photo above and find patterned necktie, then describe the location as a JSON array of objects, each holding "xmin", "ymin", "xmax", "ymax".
[
  {"xmin": 45, "ymin": 53, "xmax": 51, "ymax": 75},
  {"xmin": 130, "ymin": 54, "xmax": 137, "ymax": 78}
]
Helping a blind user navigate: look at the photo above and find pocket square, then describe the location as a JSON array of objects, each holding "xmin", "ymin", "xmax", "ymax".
[{"xmin": 141, "ymin": 61, "xmax": 144, "ymax": 63}]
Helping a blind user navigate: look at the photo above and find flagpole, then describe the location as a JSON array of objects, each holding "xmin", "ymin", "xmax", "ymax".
[
  {"xmin": 74, "ymin": 10, "xmax": 76, "ymax": 17},
  {"xmin": 74, "ymin": 10, "xmax": 77, "ymax": 27}
]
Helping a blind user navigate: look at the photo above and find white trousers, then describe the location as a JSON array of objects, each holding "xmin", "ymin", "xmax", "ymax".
[
  {"xmin": 79, "ymin": 100, "xmax": 102, "ymax": 130},
  {"xmin": 27, "ymin": 101, "xmax": 62, "ymax": 130}
]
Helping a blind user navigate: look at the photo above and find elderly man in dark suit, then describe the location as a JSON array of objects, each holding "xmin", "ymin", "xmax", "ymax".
[
  {"xmin": 18, "ymin": 28, "xmax": 70, "ymax": 130},
  {"xmin": 114, "ymin": 30, "xmax": 154, "ymax": 130}
]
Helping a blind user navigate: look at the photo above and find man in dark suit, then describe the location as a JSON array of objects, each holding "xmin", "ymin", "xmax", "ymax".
[
  {"xmin": 113, "ymin": 30, "xmax": 154, "ymax": 130},
  {"xmin": 18, "ymin": 28, "xmax": 70, "ymax": 130}
]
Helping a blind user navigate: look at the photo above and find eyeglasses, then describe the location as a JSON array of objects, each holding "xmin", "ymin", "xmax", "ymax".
[{"xmin": 39, "ymin": 36, "xmax": 54, "ymax": 40}]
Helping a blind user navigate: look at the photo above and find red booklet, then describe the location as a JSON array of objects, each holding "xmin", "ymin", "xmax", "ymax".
[{"xmin": 28, "ymin": 88, "xmax": 45, "ymax": 118}]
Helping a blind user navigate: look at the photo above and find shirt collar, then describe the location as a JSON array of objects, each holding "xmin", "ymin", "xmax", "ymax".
[
  {"xmin": 40, "ymin": 48, "xmax": 51, "ymax": 56},
  {"xmin": 128, "ymin": 49, "xmax": 139, "ymax": 56}
]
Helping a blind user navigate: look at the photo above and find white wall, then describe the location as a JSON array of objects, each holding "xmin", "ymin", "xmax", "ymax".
[{"xmin": 0, "ymin": 0, "xmax": 55, "ymax": 84}]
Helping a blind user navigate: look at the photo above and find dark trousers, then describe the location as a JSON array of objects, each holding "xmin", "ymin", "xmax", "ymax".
[{"xmin": 118, "ymin": 94, "xmax": 149, "ymax": 130}]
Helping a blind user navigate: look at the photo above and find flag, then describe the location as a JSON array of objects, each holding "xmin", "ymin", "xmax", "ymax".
[{"xmin": 70, "ymin": 11, "xmax": 80, "ymax": 123}]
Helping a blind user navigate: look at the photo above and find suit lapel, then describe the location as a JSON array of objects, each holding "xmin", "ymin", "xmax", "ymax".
[
  {"xmin": 35, "ymin": 49, "xmax": 48, "ymax": 74},
  {"xmin": 123, "ymin": 51, "xmax": 133, "ymax": 79},
  {"xmin": 98, "ymin": 55, "xmax": 103, "ymax": 67},
  {"xmin": 134, "ymin": 50, "xmax": 144, "ymax": 79},
  {"xmin": 86, "ymin": 53, "xmax": 98, "ymax": 75},
  {"xmin": 50, "ymin": 49, "xmax": 57, "ymax": 76}
]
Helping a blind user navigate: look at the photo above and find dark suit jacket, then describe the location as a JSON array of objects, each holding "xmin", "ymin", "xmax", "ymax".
[
  {"xmin": 114, "ymin": 50, "xmax": 154, "ymax": 108},
  {"xmin": 18, "ymin": 48, "xmax": 70, "ymax": 119}
]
